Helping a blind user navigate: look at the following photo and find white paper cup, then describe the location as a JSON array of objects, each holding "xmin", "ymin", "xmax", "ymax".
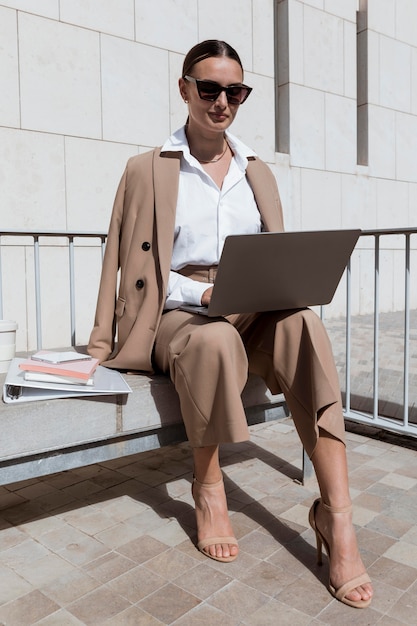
[{"xmin": 0, "ymin": 320, "xmax": 18, "ymax": 373}]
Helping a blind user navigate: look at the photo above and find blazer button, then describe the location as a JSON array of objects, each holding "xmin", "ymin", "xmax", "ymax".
[
  {"xmin": 142, "ymin": 241, "xmax": 151, "ymax": 251},
  {"xmin": 135, "ymin": 279, "xmax": 145, "ymax": 290}
]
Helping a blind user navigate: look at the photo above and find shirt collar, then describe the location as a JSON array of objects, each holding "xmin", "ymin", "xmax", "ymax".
[{"xmin": 161, "ymin": 126, "xmax": 257, "ymax": 171}]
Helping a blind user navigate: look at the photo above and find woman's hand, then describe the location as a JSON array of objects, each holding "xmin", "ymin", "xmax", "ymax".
[{"xmin": 201, "ymin": 286, "xmax": 213, "ymax": 306}]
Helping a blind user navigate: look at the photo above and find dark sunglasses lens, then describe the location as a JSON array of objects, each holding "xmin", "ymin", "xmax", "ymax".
[
  {"xmin": 197, "ymin": 81, "xmax": 222, "ymax": 101},
  {"xmin": 226, "ymin": 86, "xmax": 247, "ymax": 104}
]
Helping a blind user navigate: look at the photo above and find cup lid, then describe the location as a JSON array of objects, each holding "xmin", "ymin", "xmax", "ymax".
[{"xmin": 0, "ymin": 320, "xmax": 18, "ymax": 332}]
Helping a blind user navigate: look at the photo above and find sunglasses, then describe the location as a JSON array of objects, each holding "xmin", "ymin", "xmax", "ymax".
[{"xmin": 184, "ymin": 75, "xmax": 252, "ymax": 105}]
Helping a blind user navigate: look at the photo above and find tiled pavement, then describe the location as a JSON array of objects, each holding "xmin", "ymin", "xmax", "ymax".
[
  {"xmin": 1, "ymin": 421, "xmax": 417, "ymax": 625},
  {"xmin": 0, "ymin": 310, "xmax": 417, "ymax": 625}
]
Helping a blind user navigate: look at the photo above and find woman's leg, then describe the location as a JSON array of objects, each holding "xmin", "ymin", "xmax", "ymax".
[
  {"xmin": 236, "ymin": 309, "xmax": 372, "ymax": 602},
  {"xmin": 311, "ymin": 431, "xmax": 373, "ymax": 604},
  {"xmin": 153, "ymin": 310, "xmax": 246, "ymax": 560},
  {"xmin": 192, "ymin": 444, "xmax": 238, "ymax": 560}
]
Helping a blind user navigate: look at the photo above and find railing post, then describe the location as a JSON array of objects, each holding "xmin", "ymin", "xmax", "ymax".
[
  {"xmin": 0, "ymin": 236, "xmax": 3, "ymax": 319},
  {"xmin": 68, "ymin": 236, "xmax": 76, "ymax": 346},
  {"xmin": 373, "ymin": 235, "xmax": 380, "ymax": 419},
  {"xmin": 34, "ymin": 235, "xmax": 42, "ymax": 349},
  {"xmin": 403, "ymin": 233, "xmax": 410, "ymax": 427},
  {"xmin": 345, "ymin": 258, "xmax": 352, "ymax": 414}
]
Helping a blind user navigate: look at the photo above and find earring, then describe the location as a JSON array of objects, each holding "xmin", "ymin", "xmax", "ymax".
[{"xmin": 184, "ymin": 100, "xmax": 188, "ymax": 104}]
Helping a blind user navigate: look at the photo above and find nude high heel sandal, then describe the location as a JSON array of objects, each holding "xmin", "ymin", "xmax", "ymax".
[
  {"xmin": 309, "ymin": 498, "xmax": 372, "ymax": 609},
  {"xmin": 192, "ymin": 476, "xmax": 238, "ymax": 563}
]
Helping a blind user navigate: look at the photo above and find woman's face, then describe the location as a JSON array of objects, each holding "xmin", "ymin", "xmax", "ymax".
[{"xmin": 179, "ymin": 56, "xmax": 244, "ymax": 136}]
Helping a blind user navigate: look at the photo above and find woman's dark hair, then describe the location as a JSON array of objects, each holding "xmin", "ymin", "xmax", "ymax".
[{"xmin": 182, "ymin": 40, "xmax": 243, "ymax": 77}]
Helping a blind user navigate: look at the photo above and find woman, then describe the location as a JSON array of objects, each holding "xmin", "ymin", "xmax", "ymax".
[{"xmin": 88, "ymin": 40, "xmax": 373, "ymax": 609}]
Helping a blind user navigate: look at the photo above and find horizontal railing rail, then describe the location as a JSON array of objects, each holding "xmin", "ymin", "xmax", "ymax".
[{"xmin": 1, "ymin": 227, "xmax": 416, "ymax": 439}]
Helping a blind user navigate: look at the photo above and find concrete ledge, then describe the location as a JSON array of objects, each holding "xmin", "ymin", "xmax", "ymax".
[{"xmin": 0, "ymin": 370, "xmax": 288, "ymax": 486}]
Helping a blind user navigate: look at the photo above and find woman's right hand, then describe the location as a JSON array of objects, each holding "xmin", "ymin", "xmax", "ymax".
[{"xmin": 201, "ymin": 286, "xmax": 213, "ymax": 306}]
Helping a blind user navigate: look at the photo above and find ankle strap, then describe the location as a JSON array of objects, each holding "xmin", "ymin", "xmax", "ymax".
[{"xmin": 321, "ymin": 500, "xmax": 352, "ymax": 514}]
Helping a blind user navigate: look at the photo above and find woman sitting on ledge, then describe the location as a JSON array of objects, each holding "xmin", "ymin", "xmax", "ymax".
[{"xmin": 88, "ymin": 39, "xmax": 373, "ymax": 609}]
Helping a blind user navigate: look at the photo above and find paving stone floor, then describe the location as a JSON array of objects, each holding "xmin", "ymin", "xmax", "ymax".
[{"xmin": 1, "ymin": 418, "xmax": 417, "ymax": 625}]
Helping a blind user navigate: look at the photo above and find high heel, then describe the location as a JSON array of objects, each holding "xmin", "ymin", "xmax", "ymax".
[
  {"xmin": 309, "ymin": 498, "xmax": 372, "ymax": 609},
  {"xmin": 192, "ymin": 476, "xmax": 238, "ymax": 563}
]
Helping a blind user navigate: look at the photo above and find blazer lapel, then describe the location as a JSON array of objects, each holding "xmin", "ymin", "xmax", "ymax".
[
  {"xmin": 153, "ymin": 149, "xmax": 181, "ymax": 289},
  {"xmin": 246, "ymin": 159, "xmax": 284, "ymax": 232}
]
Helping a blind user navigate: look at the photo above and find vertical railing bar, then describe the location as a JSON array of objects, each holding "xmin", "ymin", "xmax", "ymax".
[
  {"xmin": 345, "ymin": 258, "xmax": 352, "ymax": 413},
  {"xmin": 373, "ymin": 235, "xmax": 380, "ymax": 419},
  {"xmin": 69, "ymin": 236, "xmax": 76, "ymax": 347},
  {"xmin": 34, "ymin": 236, "xmax": 42, "ymax": 349},
  {"xmin": 403, "ymin": 233, "xmax": 410, "ymax": 427},
  {"xmin": 0, "ymin": 236, "xmax": 3, "ymax": 319}
]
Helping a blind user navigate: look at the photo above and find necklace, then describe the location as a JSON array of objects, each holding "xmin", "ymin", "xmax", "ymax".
[{"xmin": 194, "ymin": 141, "xmax": 229, "ymax": 164}]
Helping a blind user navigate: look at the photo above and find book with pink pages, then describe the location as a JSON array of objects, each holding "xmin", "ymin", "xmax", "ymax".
[{"xmin": 18, "ymin": 351, "xmax": 99, "ymax": 381}]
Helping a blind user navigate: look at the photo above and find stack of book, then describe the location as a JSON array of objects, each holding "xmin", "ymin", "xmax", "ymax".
[{"xmin": 18, "ymin": 351, "xmax": 99, "ymax": 386}]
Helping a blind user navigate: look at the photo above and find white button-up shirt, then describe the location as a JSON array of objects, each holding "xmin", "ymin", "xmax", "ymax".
[{"xmin": 163, "ymin": 127, "xmax": 262, "ymax": 309}]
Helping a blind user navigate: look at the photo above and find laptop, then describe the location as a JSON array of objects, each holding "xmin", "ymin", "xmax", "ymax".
[{"xmin": 179, "ymin": 229, "xmax": 361, "ymax": 317}]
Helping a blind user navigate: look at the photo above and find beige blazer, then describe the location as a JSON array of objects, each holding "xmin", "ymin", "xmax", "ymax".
[{"xmin": 87, "ymin": 147, "xmax": 285, "ymax": 372}]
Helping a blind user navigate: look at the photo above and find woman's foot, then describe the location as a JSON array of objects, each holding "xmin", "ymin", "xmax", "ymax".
[
  {"xmin": 310, "ymin": 499, "xmax": 373, "ymax": 607},
  {"xmin": 192, "ymin": 476, "xmax": 238, "ymax": 562}
]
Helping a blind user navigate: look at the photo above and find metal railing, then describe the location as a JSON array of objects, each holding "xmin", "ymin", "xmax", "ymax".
[
  {"xmin": 1, "ymin": 227, "xmax": 416, "ymax": 438},
  {"xmin": 340, "ymin": 227, "xmax": 417, "ymax": 438},
  {"xmin": 0, "ymin": 230, "xmax": 106, "ymax": 348}
]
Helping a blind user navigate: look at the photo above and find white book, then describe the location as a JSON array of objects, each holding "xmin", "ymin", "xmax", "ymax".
[{"xmin": 24, "ymin": 371, "xmax": 94, "ymax": 386}]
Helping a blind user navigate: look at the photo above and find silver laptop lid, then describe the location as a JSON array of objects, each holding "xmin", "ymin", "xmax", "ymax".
[{"xmin": 206, "ymin": 229, "xmax": 361, "ymax": 316}]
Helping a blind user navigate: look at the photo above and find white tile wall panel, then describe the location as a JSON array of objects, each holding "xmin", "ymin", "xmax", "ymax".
[
  {"xmin": 367, "ymin": 0, "xmax": 396, "ymax": 37},
  {"xmin": 65, "ymin": 137, "xmax": 138, "ymax": 232},
  {"xmin": 367, "ymin": 105, "xmax": 396, "ymax": 179},
  {"xmin": 289, "ymin": 84, "xmax": 325, "ymax": 169},
  {"xmin": 343, "ymin": 20, "xmax": 357, "ymax": 99},
  {"xmin": 379, "ymin": 35, "xmax": 412, "ymax": 113},
  {"xmin": 325, "ymin": 93, "xmax": 357, "ymax": 174},
  {"xmin": 367, "ymin": 30, "xmax": 380, "ymax": 106},
  {"xmin": 169, "ymin": 51, "xmax": 188, "ymax": 136},
  {"xmin": 300, "ymin": 169, "xmax": 342, "ymax": 230},
  {"xmin": 303, "ymin": 6, "xmax": 344, "ymax": 95},
  {"xmin": 0, "ymin": 0, "xmax": 58, "ymax": 18},
  {"xmin": 232, "ymin": 72, "xmax": 276, "ymax": 163},
  {"xmin": 396, "ymin": 0, "xmax": 417, "ymax": 46},
  {"xmin": 324, "ymin": 0, "xmax": 357, "ymax": 22},
  {"xmin": 0, "ymin": 128, "xmax": 65, "ymax": 230},
  {"xmin": 375, "ymin": 179, "xmax": 409, "ymax": 228},
  {"xmin": 101, "ymin": 35, "xmax": 170, "ymax": 146},
  {"xmin": 60, "ymin": 0, "xmax": 135, "ymax": 39},
  {"xmin": 0, "ymin": 7, "xmax": 19, "ymax": 127},
  {"xmin": 253, "ymin": 0, "xmax": 275, "ymax": 77},
  {"xmin": 135, "ymin": 0, "xmax": 198, "ymax": 54},
  {"xmin": 341, "ymin": 172, "xmax": 378, "ymax": 230},
  {"xmin": 19, "ymin": 14, "xmax": 101, "ymax": 137},
  {"xmin": 395, "ymin": 113, "xmax": 417, "ymax": 183},
  {"xmin": 412, "ymin": 48, "xmax": 417, "ymax": 115},
  {"xmin": 198, "ymin": 0, "xmax": 253, "ymax": 71},
  {"xmin": 288, "ymin": 0, "xmax": 304, "ymax": 85}
]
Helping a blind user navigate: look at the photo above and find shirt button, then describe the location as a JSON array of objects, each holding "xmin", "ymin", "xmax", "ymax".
[
  {"xmin": 142, "ymin": 242, "xmax": 151, "ymax": 251},
  {"xmin": 135, "ymin": 279, "xmax": 145, "ymax": 290}
]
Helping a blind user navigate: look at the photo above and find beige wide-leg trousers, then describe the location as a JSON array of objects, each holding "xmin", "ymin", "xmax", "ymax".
[{"xmin": 153, "ymin": 269, "xmax": 346, "ymax": 458}]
